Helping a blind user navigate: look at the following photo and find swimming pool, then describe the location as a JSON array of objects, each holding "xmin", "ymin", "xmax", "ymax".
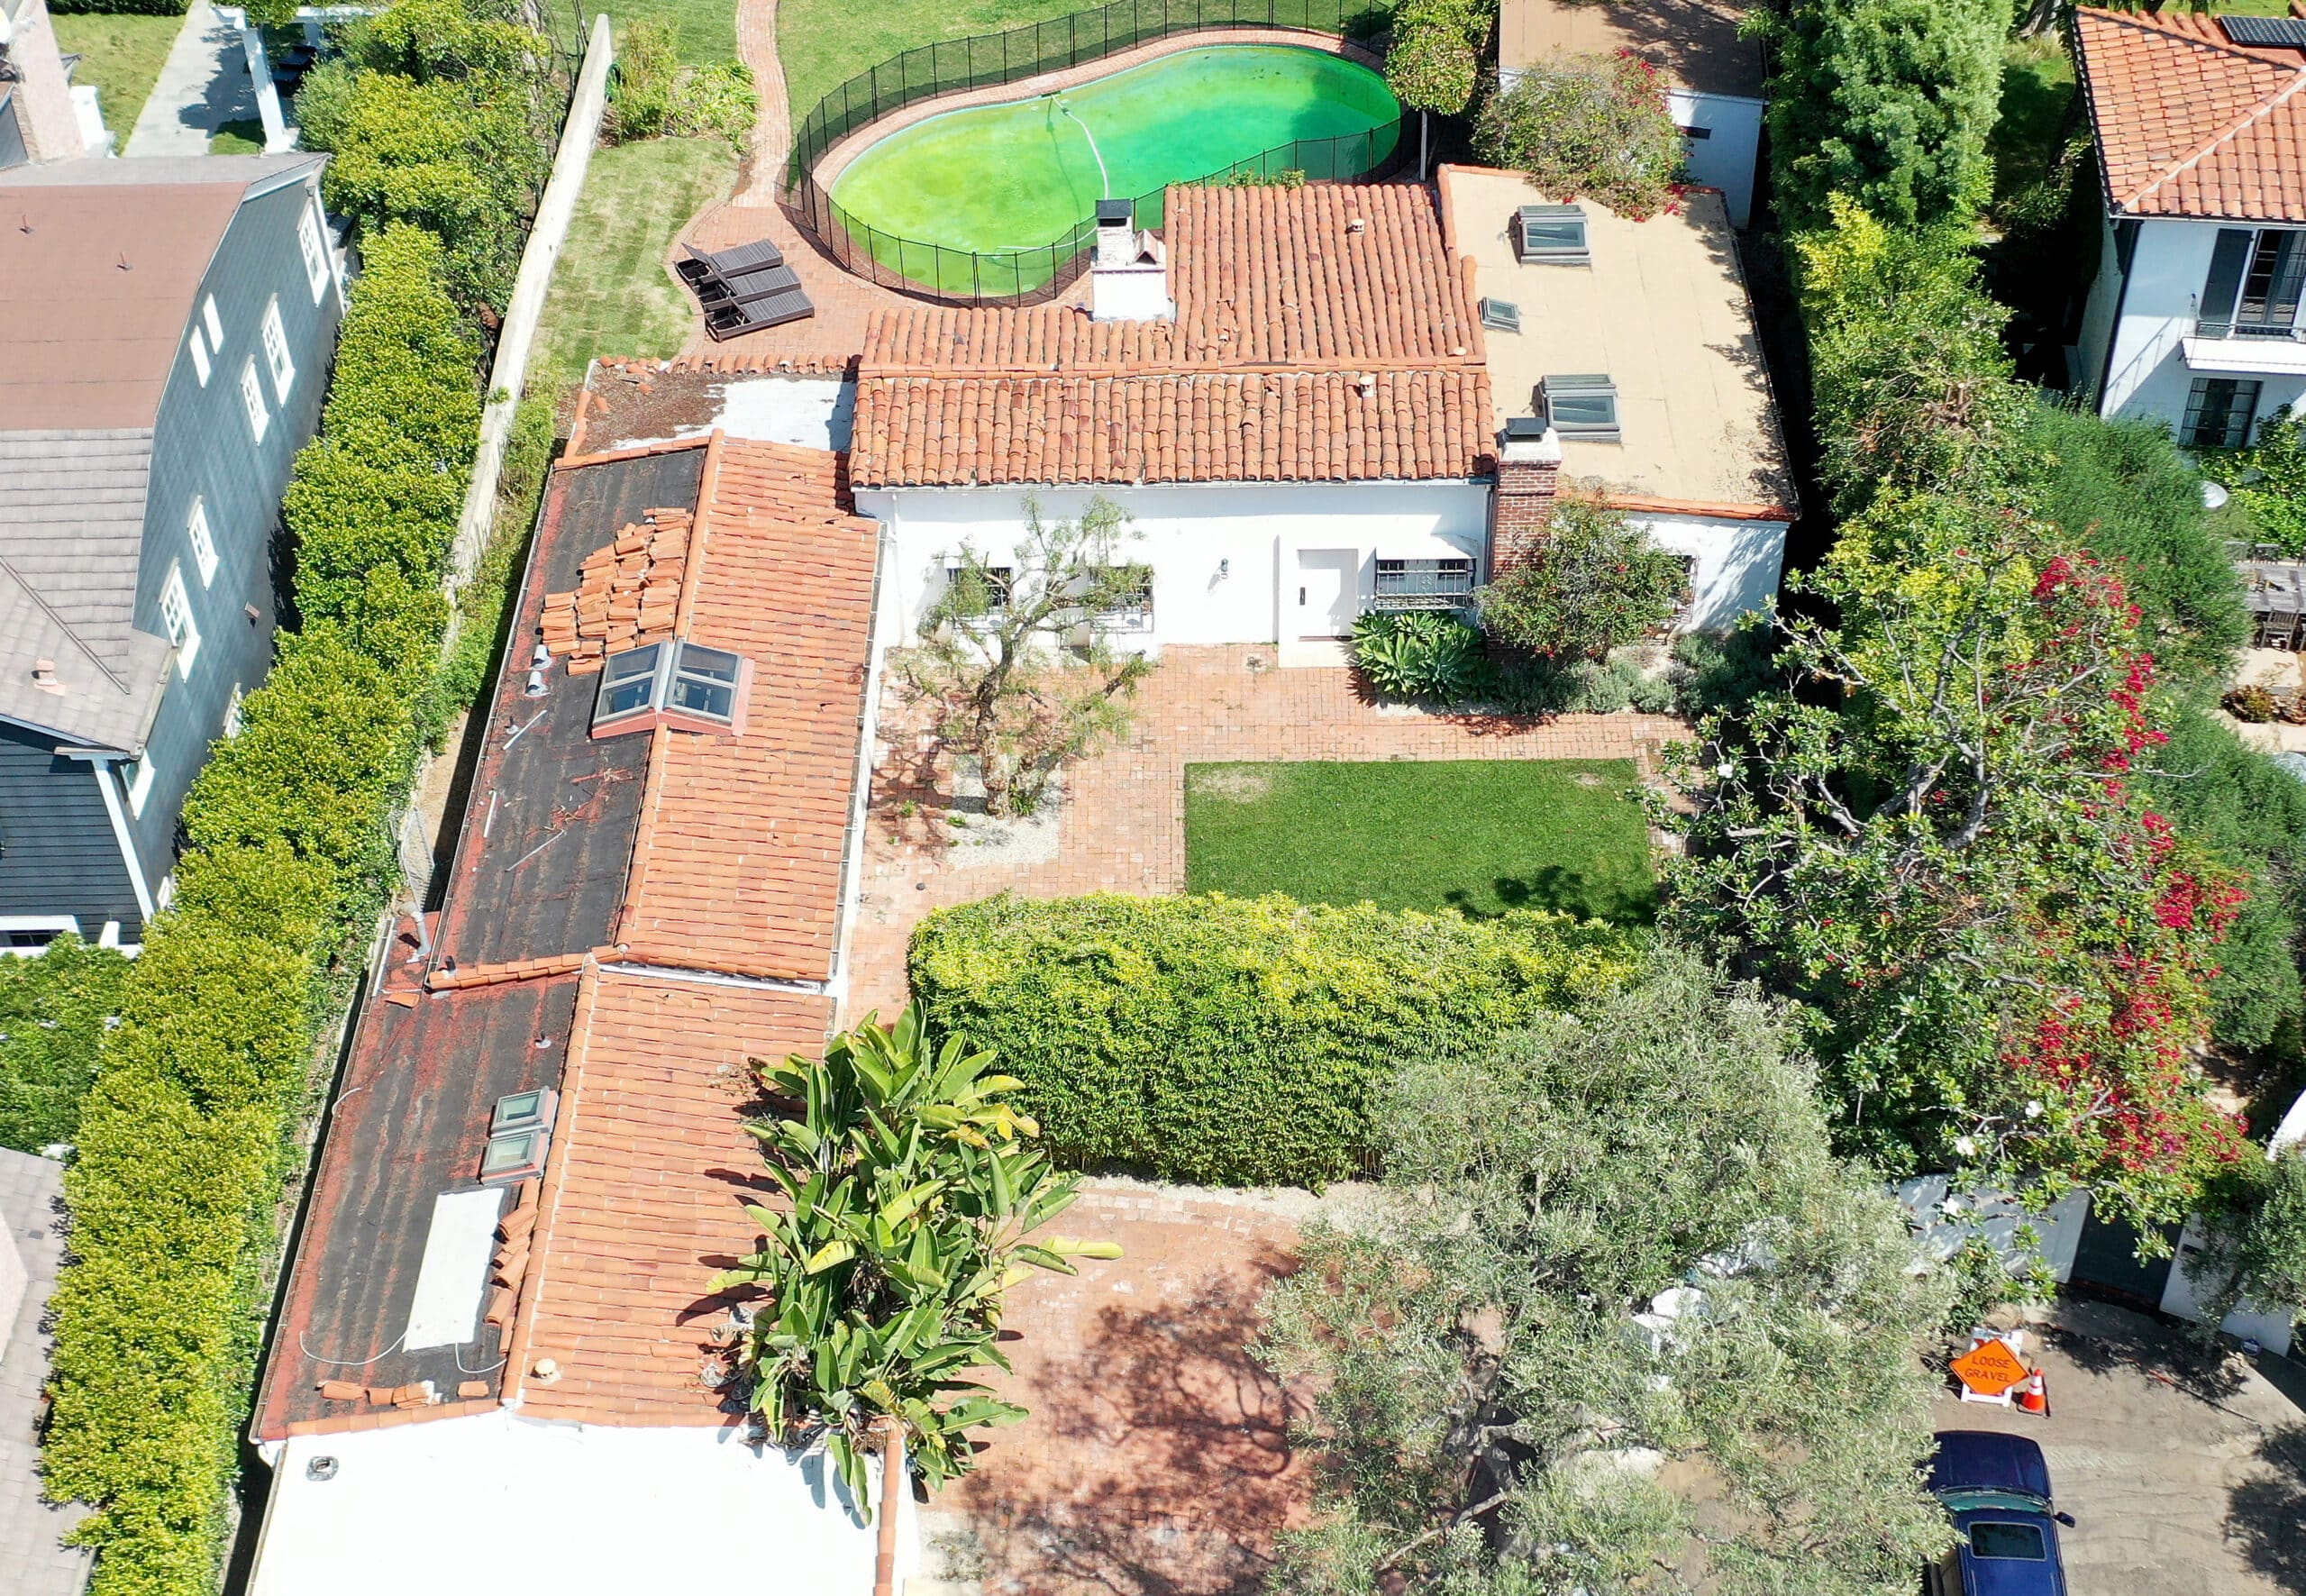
[{"xmin": 824, "ymin": 45, "xmax": 1400, "ymax": 298}]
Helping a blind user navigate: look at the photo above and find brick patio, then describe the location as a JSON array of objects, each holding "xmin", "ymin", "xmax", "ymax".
[
  {"xmin": 841, "ymin": 645, "xmax": 1682, "ymax": 1021},
  {"xmin": 926, "ymin": 1179, "xmax": 1345, "ymax": 1596}
]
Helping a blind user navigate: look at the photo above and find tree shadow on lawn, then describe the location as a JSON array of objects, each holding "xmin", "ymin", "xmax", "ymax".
[
  {"xmin": 957, "ymin": 1248, "xmax": 1308, "ymax": 1596},
  {"xmin": 1442, "ymin": 864, "xmax": 1658, "ymax": 926}
]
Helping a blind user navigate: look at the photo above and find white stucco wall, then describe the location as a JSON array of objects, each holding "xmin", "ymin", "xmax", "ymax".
[
  {"xmin": 1631, "ymin": 512, "xmax": 1786, "ymax": 633},
  {"xmin": 2074, "ymin": 209, "xmax": 2126, "ymax": 404},
  {"xmin": 2098, "ymin": 215, "xmax": 2306, "ymax": 437},
  {"xmin": 855, "ymin": 479, "xmax": 1492, "ymax": 650},
  {"xmin": 1667, "ymin": 90, "xmax": 1763, "ymax": 231}
]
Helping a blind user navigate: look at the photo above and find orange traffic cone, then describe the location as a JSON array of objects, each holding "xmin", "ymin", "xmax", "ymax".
[{"xmin": 2016, "ymin": 1370, "xmax": 2048, "ymax": 1415}]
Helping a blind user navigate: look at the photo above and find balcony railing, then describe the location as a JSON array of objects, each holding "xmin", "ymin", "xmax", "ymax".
[{"xmin": 2195, "ymin": 317, "xmax": 2306, "ymax": 341}]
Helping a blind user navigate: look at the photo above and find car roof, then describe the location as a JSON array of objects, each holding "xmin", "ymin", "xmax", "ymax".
[
  {"xmin": 1933, "ymin": 1429, "xmax": 2053, "ymax": 1500},
  {"xmin": 1953, "ymin": 1508, "xmax": 2068, "ymax": 1596}
]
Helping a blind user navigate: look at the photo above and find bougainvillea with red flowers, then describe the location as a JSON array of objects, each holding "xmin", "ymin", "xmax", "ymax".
[{"xmin": 1657, "ymin": 490, "xmax": 2247, "ymax": 1227}]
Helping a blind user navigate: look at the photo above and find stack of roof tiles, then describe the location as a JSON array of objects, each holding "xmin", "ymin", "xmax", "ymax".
[
  {"xmin": 849, "ymin": 183, "xmax": 1496, "ymax": 488},
  {"xmin": 2074, "ymin": 6, "xmax": 2306, "ymax": 221},
  {"xmin": 538, "ymin": 506, "xmax": 691, "ymax": 673}
]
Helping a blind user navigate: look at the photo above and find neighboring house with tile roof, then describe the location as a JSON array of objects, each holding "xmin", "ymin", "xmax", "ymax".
[
  {"xmin": 1497, "ymin": 0, "xmax": 1767, "ymax": 226},
  {"xmin": 2074, "ymin": 7, "xmax": 2306, "ymax": 446},
  {"xmin": 0, "ymin": 153, "xmax": 342, "ymax": 949},
  {"xmin": 244, "ymin": 429, "xmax": 910, "ymax": 1594}
]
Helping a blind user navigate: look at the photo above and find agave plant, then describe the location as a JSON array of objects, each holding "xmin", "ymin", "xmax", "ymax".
[{"xmin": 710, "ymin": 1006, "xmax": 1119, "ymax": 1513}]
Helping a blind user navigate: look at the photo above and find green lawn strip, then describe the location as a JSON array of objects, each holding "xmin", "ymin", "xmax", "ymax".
[
  {"xmin": 1184, "ymin": 759, "xmax": 1658, "ymax": 926},
  {"xmin": 529, "ymin": 136, "xmax": 737, "ymax": 392},
  {"xmin": 778, "ymin": 0, "xmax": 1087, "ymax": 130},
  {"xmin": 612, "ymin": 0, "xmax": 739, "ymax": 64},
  {"xmin": 50, "ymin": 13, "xmax": 183, "ymax": 143},
  {"xmin": 212, "ymin": 118, "xmax": 266, "ymax": 153},
  {"xmin": 1986, "ymin": 34, "xmax": 2075, "ymax": 218}
]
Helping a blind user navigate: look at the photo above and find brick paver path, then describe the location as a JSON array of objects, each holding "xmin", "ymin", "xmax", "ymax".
[
  {"xmin": 843, "ymin": 645, "xmax": 1683, "ymax": 1021},
  {"xmin": 934, "ymin": 1179, "xmax": 1335, "ymax": 1596}
]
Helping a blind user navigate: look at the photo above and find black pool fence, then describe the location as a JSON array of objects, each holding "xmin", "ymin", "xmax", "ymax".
[{"xmin": 782, "ymin": 0, "xmax": 1402, "ymax": 307}]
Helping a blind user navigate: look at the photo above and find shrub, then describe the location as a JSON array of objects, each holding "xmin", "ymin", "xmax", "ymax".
[
  {"xmin": 665, "ymin": 61, "xmax": 758, "ymax": 149},
  {"xmin": 41, "ymin": 216, "xmax": 488, "ymax": 1593},
  {"xmin": 1476, "ymin": 49, "xmax": 1682, "ymax": 218},
  {"xmin": 1476, "ymin": 498, "xmax": 1686, "ymax": 660},
  {"xmin": 1351, "ymin": 609, "xmax": 1485, "ymax": 700},
  {"xmin": 1760, "ymin": 0, "xmax": 2008, "ymax": 235},
  {"xmin": 0, "ymin": 936, "xmax": 132, "ymax": 1153},
  {"xmin": 1385, "ymin": 0, "xmax": 1485, "ymax": 122},
  {"xmin": 1668, "ymin": 626, "xmax": 1781, "ymax": 719},
  {"xmin": 606, "ymin": 22, "xmax": 757, "ymax": 150},
  {"xmin": 907, "ymin": 893, "xmax": 1642, "ymax": 1186},
  {"xmin": 2233, "ymin": 405, "xmax": 2306, "ymax": 555},
  {"xmin": 2025, "ymin": 403, "xmax": 2247, "ymax": 686},
  {"xmin": 2186, "ymin": 1147, "xmax": 2306, "ymax": 1336}
]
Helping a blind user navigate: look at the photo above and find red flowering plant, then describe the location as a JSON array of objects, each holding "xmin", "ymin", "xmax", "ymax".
[{"xmin": 1656, "ymin": 490, "xmax": 2247, "ymax": 1228}]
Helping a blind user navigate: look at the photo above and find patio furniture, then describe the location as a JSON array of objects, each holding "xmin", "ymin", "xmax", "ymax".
[{"xmin": 678, "ymin": 238, "xmax": 814, "ymax": 341}]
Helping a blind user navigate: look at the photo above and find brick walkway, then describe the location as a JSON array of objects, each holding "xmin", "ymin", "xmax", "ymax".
[
  {"xmin": 842, "ymin": 645, "xmax": 1682, "ymax": 1021},
  {"xmin": 927, "ymin": 1179, "xmax": 1338, "ymax": 1596}
]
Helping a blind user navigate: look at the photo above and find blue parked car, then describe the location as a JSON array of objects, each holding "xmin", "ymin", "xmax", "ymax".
[{"xmin": 1925, "ymin": 1431, "xmax": 2074, "ymax": 1596}]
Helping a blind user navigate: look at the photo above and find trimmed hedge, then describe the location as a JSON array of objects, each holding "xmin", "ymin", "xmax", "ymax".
[
  {"xmin": 41, "ymin": 223, "xmax": 484, "ymax": 1596},
  {"xmin": 0, "ymin": 935, "xmax": 132, "ymax": 1153},
  {"xmin": 907, "ymin": 893, "xmax": 1642, "ymax": 1186}
]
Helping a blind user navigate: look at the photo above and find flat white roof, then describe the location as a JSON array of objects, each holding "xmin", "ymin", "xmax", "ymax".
[
  {"xmin": 251, "ymin": 1409, "xmax": 916, "ymax": 1596},
  {"xmin": 1440, "ymin": 165, "xmax": 1795, "ymax": 518}
]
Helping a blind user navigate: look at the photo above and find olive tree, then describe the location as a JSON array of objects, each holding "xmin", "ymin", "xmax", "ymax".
[{"xmin": 1259, "ymin": 953, "xmax": 1955, "ymax": 1596}]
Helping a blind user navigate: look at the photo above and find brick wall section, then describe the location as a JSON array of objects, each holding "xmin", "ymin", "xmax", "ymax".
[{"xmin": 1488, "ymin": 452, "xmax": 1561, "ymax": 575}]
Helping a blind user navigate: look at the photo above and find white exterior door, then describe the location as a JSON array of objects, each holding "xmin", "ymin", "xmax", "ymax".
[{"xmin": 1293, "ymin": 548, "xmax": 1358, "ymax": 638}]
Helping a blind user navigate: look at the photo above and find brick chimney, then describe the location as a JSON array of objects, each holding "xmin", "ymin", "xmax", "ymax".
[
  {"xmin": 1089, "ymin": 199, "xmax": 1173, "ymax": 322},
  {"xmin": 1488, "ymin": 425, "xmax": 1563, "ymax": 576}
]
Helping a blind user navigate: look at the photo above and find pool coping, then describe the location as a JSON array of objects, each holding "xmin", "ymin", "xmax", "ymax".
[{"xmin": 807, "ymin": 27, "xmax": 1386, "ymax": 193}]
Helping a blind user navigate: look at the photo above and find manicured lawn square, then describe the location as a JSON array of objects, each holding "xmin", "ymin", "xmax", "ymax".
[{"xmin": 1184, "ymin": 760, "xmax": 1657, "ymax": 926}]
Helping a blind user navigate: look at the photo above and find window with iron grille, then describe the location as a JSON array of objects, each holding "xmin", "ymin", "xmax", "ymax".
[
  {"xmin": 2183, "ymin": 377, "xmax": 2262, "ymax": 449},
  {"xmin": 1374, "ymin": 557, "xmax": 1475, "ymax": 608},
  {"xmin": 1091, "ymin": 563, "xmax": 1153, "ymax": 632},
  {"xmin": 946, "ymin": 563, "xmax": 1015, "ymax": 615}
]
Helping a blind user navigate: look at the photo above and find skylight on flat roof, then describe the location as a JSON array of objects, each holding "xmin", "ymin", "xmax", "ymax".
[
  {"xmin": 1540, "ymin": 373, "xmax": 1622, "ymax": 441},
  {"xmin": 1517, "ymin": 205, "xmax": 1591, "ymax": 265}
]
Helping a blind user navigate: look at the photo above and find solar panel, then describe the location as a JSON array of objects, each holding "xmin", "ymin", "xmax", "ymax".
[{"xmin": 2220, "ymin": 14, "xmax": 2306, "ymax": 47}]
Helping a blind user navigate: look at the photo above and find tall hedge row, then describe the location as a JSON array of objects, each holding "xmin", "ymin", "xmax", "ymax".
[
  {"xmin": 908, "ymin": 894, "xmax": 1642, "ymax": 1186},
  {"xmin": 40, "ymin": 223, "xmax": 483, "ymax": 1596}
]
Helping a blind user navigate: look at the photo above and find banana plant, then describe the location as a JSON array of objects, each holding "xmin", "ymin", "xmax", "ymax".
[{"xmin": 710, "ymin": 1005, "xmax": 1120, "ymax": 1515}]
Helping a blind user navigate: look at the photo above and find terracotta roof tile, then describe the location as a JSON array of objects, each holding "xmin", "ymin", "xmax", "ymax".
[
  {"xmin": 850, "ymin": 183, "xmax": 1495, "ymax": 488},
  {"xmin": 506, "ymin": 967, "xmax": 834, "ymax": 1426},
  {"xmin": 2075, "ymin": 6, "xmax": 2306, "ymax": 220},
  {"xmin": 612, "ymin": 438, "xmax": 880, "ymax": 983}
]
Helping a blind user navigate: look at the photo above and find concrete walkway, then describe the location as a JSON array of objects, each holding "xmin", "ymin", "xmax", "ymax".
[
  {"xmin": 125, "ymin": 0, "xmax": 255, "ymax": 157},
  {"xmin": 0, "ymin": 1149, "xmax": 88, "ymax": 1596}
]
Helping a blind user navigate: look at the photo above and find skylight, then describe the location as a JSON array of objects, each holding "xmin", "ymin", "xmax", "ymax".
[
  {"xmin": 591, "ymin": 641, "xmax": 749, "ymax": 738},
  {"xmin": 1517, "ymin": 205, "xmax": 1591, "ymax": 266},
  {"xmin": 1540, "ymin": 374, "xmax": 1622, "ymax": 442}
]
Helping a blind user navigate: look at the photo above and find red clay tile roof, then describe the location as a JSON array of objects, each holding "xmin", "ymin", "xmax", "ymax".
[
  {"xmin": 613, "ymin": 437, "xmax": 880, "ymax": 984},
  {"xmin": 850, "ymin": 183, "xmax": 1496, "ymax": 488},
  {"xmin": 2075, "ymin": 6, "xmax": 2306, "ymax": 220},
  {"xmin": 505, "ymin": 966, "xmax": 834, "ymax": 1426}
]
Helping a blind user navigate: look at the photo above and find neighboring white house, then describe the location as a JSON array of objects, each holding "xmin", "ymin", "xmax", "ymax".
[
  {"xmin": 1438, "ymin": 164, "xmax": 1796, "ymax": 629},
  {"xmin": 1496, "ymin": 0, "xmax": 1767, "ymax": 229},
  {"xmin": 850, "ymin": 183, "xmax": 1500, "ymax": 655},
  {"xmin": 2074, "ymin": 7, "xmax": 2306, "ymax": 447},
  {"xmin": 848, "ymin": 178, "xmax": 1795, "ymax": 653}
]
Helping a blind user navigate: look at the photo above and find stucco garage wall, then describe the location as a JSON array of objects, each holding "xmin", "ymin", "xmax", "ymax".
[
  {"xmin": 1634, "ymin": 512, "xmax": 1787, "ymax": 632},
  {"xmin": 856, "ymin": 480, "xmax": 1492, "ymax": 649}
]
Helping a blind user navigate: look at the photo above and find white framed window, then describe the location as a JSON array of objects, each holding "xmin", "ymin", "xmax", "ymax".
[
  {"xmin": 160, "ymin": 565, "xmax": 201, "ymax": 676},
  {"xmin": 298, "ymin": 202, "xmax": 331, "ymax": 303},
  {"xmin": 120, "ymin": 751, "xmax": 157, "ymax": 816},
  {"xmin": 260, "ymin": 298, "xmax": 295, "ymax": 402},
  {"xmin": 202, "ymin": 295, "xmax": 223, "ymax": 350},
  {"xmin": 187, "ymin": 497, "xmax": 219, "ymax": 586},
  {"xmin": 188, "ymin": 328, "xmax": 212, "ymax": 386},
  {"xmin": 223, "ymin": 682, "xmax": 245, "ymax": 737},
  {"xmin": 0, "ymin": 916, "xmax": 80, "ymax": 954},
  {"xmin": 239, "ymin": 360, "xmax": 269, "ymax": 442}
]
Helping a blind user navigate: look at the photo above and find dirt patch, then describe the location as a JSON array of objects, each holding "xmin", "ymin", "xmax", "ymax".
[
  {"xmin": 1573, "ymin": 771, "xmax": 1607, "ymax": 787},
  {"xmin": 1190, "ymin": 766, "xmax": 1274, "ymax": 803}
]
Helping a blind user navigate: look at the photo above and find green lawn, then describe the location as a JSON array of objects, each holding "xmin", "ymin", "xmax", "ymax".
[
  {"xmin": 613, "ymin": 0, "xmax": 739, "ymax": 65},
  {"xmin": 1184, "ymin": 760, "xmax": 1658, "ymax": 925},
  {"xmin": 212, "ymin": 118, "xmax": 266, "ymax": 154},
  {"xmin": 50, "ymin": 13, "xmax": 182, "ymax": 144},
  {"xmin": 778, "ymin": 0, "xmax": 1088, "ymax": 126},
  {"xmin": 529, "ymin": 136, "xmax": 738, "ymax": 391}
]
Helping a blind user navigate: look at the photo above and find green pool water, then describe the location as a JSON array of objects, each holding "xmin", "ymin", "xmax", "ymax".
[{"xmin": 826, "ymin": 45, "xmax": 1399, "ymax": 297}]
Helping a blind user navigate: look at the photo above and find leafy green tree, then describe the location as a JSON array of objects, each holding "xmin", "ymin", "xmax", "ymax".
[
  {"xmin": 1760, "ymin": 0, "xmax": 2010, "ymax": 234},
  {"xmin": 1259, "ymin": 953, "xmax": 1955, "ymax": 1596},
  {"xmin": 0, "ymin": 935, "xmax": 132, "ymax": 1152},
  {"xmin": 2232, "ymin": 405, "xmax": 2306, "ymax": 555},
  {"xmin": 893, "ymin": 496, "xmax": 1153, "ymax": 817},
  {"xmin": 1477, "ymin": 497, "xmax": 1688, "ymax": 660},
  {"xmin": 1476, "ymin": 49, "xmax": 1684, "ymax": 218},
  {"xmin": 2025, "ymin": 404, "xmax": 2249, "ymax": 686},
  {"xmin": 1385, "ymin": 0, "xmax": 1484, "ymax": 180},
  {"xmin": 1658, "ymin": 491, "xmax": 2249, "ymax": 1227},
  {"xmin": 713, "ymin": 1008, "xmax": 1118, "ymax": 1509},
  {"xmin": 1795, "ymin": 200, "xmax": 2030, "ymax": 511},
  {"xmin": 2186, "ymin": 1148, "xmax": 2306, "ymax": 1335}
]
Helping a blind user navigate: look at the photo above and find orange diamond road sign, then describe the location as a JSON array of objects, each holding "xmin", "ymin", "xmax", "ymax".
[{"xmin": 1951, "ymin": 1338, "xmax": 2029, "ymax": 1397}]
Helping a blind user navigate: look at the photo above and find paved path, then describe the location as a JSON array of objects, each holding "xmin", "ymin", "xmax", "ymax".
[
  {"xmin": 125, "ymin": 0, "xmax": 254, "ymax": 158},
  {"xmin": 0, "ymin": 1149, "xmax": 88, "ymax": 1596}
]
